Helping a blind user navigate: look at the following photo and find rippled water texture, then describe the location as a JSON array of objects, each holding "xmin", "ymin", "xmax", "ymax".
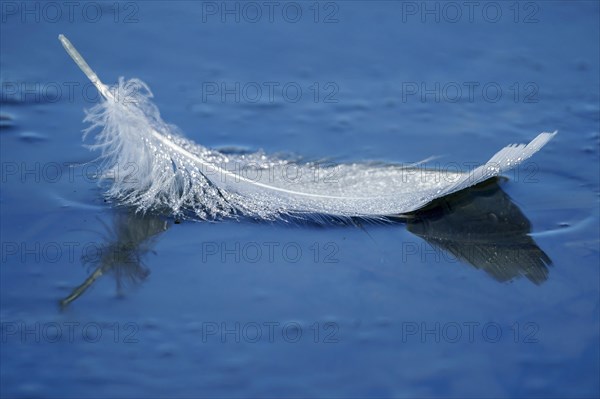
[{"xmin": 1, "ymin": 2, "xmax": 599, "ymax": 398}]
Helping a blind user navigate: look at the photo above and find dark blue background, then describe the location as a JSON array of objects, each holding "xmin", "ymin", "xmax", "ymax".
[{"xmin": 1, "ymin": 1, "xmax": 599, "ymax": 398}]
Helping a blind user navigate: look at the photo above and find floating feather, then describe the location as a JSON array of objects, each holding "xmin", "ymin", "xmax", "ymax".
[{"xmin": 59, "ymin": 34, "xmax": 556, "ymax": 222}]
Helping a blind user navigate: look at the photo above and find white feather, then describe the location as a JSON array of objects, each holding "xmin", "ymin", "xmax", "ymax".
[{"xmin": 59, "ymin": 34, "xmax": 556, "ymax": 222}]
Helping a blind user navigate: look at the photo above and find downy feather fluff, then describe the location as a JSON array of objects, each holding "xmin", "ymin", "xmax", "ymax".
[{"xmin": 60, "ymin": 34, "xmax": 556, "ymax": 222}]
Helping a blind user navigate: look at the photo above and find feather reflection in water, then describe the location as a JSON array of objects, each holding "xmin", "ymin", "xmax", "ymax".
[
  {"xmin": 60, "ymin": 181, "xmax": 551, "ymax": 307},
  {"xmin": 405, "ymin": 178, "xmax": 551, "ymax": 285},
  {"xmin": 59, "ymin": 212, "xmax": 169, "ymax": 309}
]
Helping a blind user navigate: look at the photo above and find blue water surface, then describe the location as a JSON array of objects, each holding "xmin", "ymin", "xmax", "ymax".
[{"xmin": 1, "ymin": 1, "xmax": 599, "ymax": 398}]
